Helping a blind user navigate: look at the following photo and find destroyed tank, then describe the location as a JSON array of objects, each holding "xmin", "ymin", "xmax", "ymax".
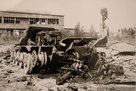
[
  {"xmin": 10, "ymin": 26, "xmax": 62, "ymax": 74},
  {"xmin": 10, "ymin": 25, "xmax": 108, "ymax": 75},
  {"xmin": 9, "ymin": 25, "xmax": 100, "ymax": 74},
  {"xmin": 10, "ymin": 25, "xmax": 112, "ymax": 78},
  {"xmin": 9, "ymin": 26, "xmax": 124, "ymax": 85}
]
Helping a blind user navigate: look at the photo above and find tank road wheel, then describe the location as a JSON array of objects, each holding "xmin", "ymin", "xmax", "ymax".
[
  {"xmin": 44, "ymin": 52, "xmax": 48, "ymax": 66},
  {"xmin": 38, "ymin": 52, "xmax": 45, "ymax": 67},
  {"xmin": 23, "ymin": 54, "xmax": 33, "ymax": 74},
  {"xmin": 12, "ymin": 51, "xmax": 16, "ymax": 64},
  {"xmin": 22, "ymin": 53, "xmax": 27, "ymax": 64},
  {"xmin": 10, "ymin": 50, "xmax": 14, "ymax": 62},
  {"xmin": 18, "ymin": 53, "xmax": 24, "ymax": 68},
  {"xmin": 31, "ymin": 51, "xmax": 38, "ymax": 68},
  {"xmin": 15, "ymin": 51, "xmax": 20, "ymax": 65}
]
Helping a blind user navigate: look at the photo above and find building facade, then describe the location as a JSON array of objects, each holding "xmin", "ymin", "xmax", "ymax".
[{"xmin": 0, "ymin": 11, "xmax": 64, "ymax": 36}]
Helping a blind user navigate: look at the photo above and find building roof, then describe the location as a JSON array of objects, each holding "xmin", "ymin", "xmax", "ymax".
[{"xmin": 0, "ymin": 10, "xmax": 64, "ymax": 17}]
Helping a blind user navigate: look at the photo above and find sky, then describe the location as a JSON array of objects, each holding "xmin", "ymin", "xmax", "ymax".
[{"xmin": 0, "ymin": 0, "xmax": 136, "ymax": 32}]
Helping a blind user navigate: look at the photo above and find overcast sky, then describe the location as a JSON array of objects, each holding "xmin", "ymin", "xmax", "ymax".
[{"xmin": 0, "ymin": 0, "xmax": 136, "ymax": 32}]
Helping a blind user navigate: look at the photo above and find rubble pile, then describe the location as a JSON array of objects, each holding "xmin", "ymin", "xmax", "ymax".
[
  {"xmin": 0, "ymin": 45, "xmax": 13, "ymax": 58},
  {"xmin": 99, "ymin": 42, "xmax": 136, "ymax": 85},
  {"xmin": 108, "ymin": 42, "xmax": 136, "ymax": 72},
  {"xmin": 0, "ymin": 45, "xmax": 13, "ymax": 53}
]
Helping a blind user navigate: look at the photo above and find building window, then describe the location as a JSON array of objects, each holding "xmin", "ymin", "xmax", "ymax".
[
  {"xmin": 19, "ymin": 18, "xmax": 29, "ymax": 24},
  {"xmin": 16, "ymin": 17, "xmax": 20, "ymax": 24},
  {"xmin": 35, "ymin": 18, "xmax": 40, "ymax": 24},
  {"xmin": 4, "ymin": 17, "xmax": 8, "ymax": 23},
  {"xmin": 42, "ymin": 18, "xmax": 45, "ymax": 22},
  {"xmin": 56, "ymin": 19, "xmax": 59, "ymax": 24},
  {"xmin": 48, "ymin": 18, "xmax": 59, "ymax": 25},
  {"xmin": 30, "ymin": 18, "xmax": 36, "ymax": 24},
  {"xmin": 4, "ymin": 17, "xmax": 15, "ymax": 24},
  {"xmin": 41, "ymin": 18, "xmax": 47, "ymax": 24},
  {"xmin": 0, "ymin": 17, "xmax": 1, "ymax": 23}
]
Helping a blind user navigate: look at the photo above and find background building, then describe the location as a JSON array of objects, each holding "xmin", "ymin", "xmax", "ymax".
[{"xmin": 0, "ymin": 11, "xmax": 64, "ymax": 36}]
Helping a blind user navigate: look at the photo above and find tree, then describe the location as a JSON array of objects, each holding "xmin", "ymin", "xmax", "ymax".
[
  {"xmin": 89, "ymin": 25, "xmax": 97, "ymax": 37},
  {"xmin": 74, "ymin": 22, "xmax": 84, "ymax": 37}
]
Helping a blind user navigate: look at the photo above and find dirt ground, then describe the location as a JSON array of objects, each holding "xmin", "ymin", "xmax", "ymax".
[
  {"xmin": 0, "ymin": 41, "xmax": 135, "ymax": 91},
  {"xmin": 0, "ymin": 59, "xmax": 98, "ymax": 91}
]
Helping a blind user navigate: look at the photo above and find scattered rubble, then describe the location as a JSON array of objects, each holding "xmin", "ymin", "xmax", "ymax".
[{"xmin": 0, "ymin": 40, "xmax": 135, "ymax": 91}]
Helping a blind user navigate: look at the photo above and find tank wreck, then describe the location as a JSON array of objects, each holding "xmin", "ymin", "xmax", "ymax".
[{"xmin": 7, "ymin": 26, "xmax": 126, "ymax": 86}]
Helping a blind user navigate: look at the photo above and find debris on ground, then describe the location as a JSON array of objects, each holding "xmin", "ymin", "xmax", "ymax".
[{"xmin": 0, "ymin": 40, "xmax": 135, "ymax": 91}]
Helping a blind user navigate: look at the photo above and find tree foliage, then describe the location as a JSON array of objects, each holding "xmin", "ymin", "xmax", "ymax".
[
  {"xmin": 118, "ymin": 27, "xmax": 135, "ymax": 38},
  {"xmin": 89, "ymin": 25, "xmax": 97, "ymax": 37},
  {"xmin": 74, "ymin": 22, "xmax": 84, "ymax": 37},
  {"xmin": 116, "ymin": 27, "xmax": 136, "ymax": 44}
]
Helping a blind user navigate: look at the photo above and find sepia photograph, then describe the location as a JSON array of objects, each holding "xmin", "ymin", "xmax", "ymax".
[{"xmin": 0, "ymin": 0, "xmax": 135, "ymax": 91}]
